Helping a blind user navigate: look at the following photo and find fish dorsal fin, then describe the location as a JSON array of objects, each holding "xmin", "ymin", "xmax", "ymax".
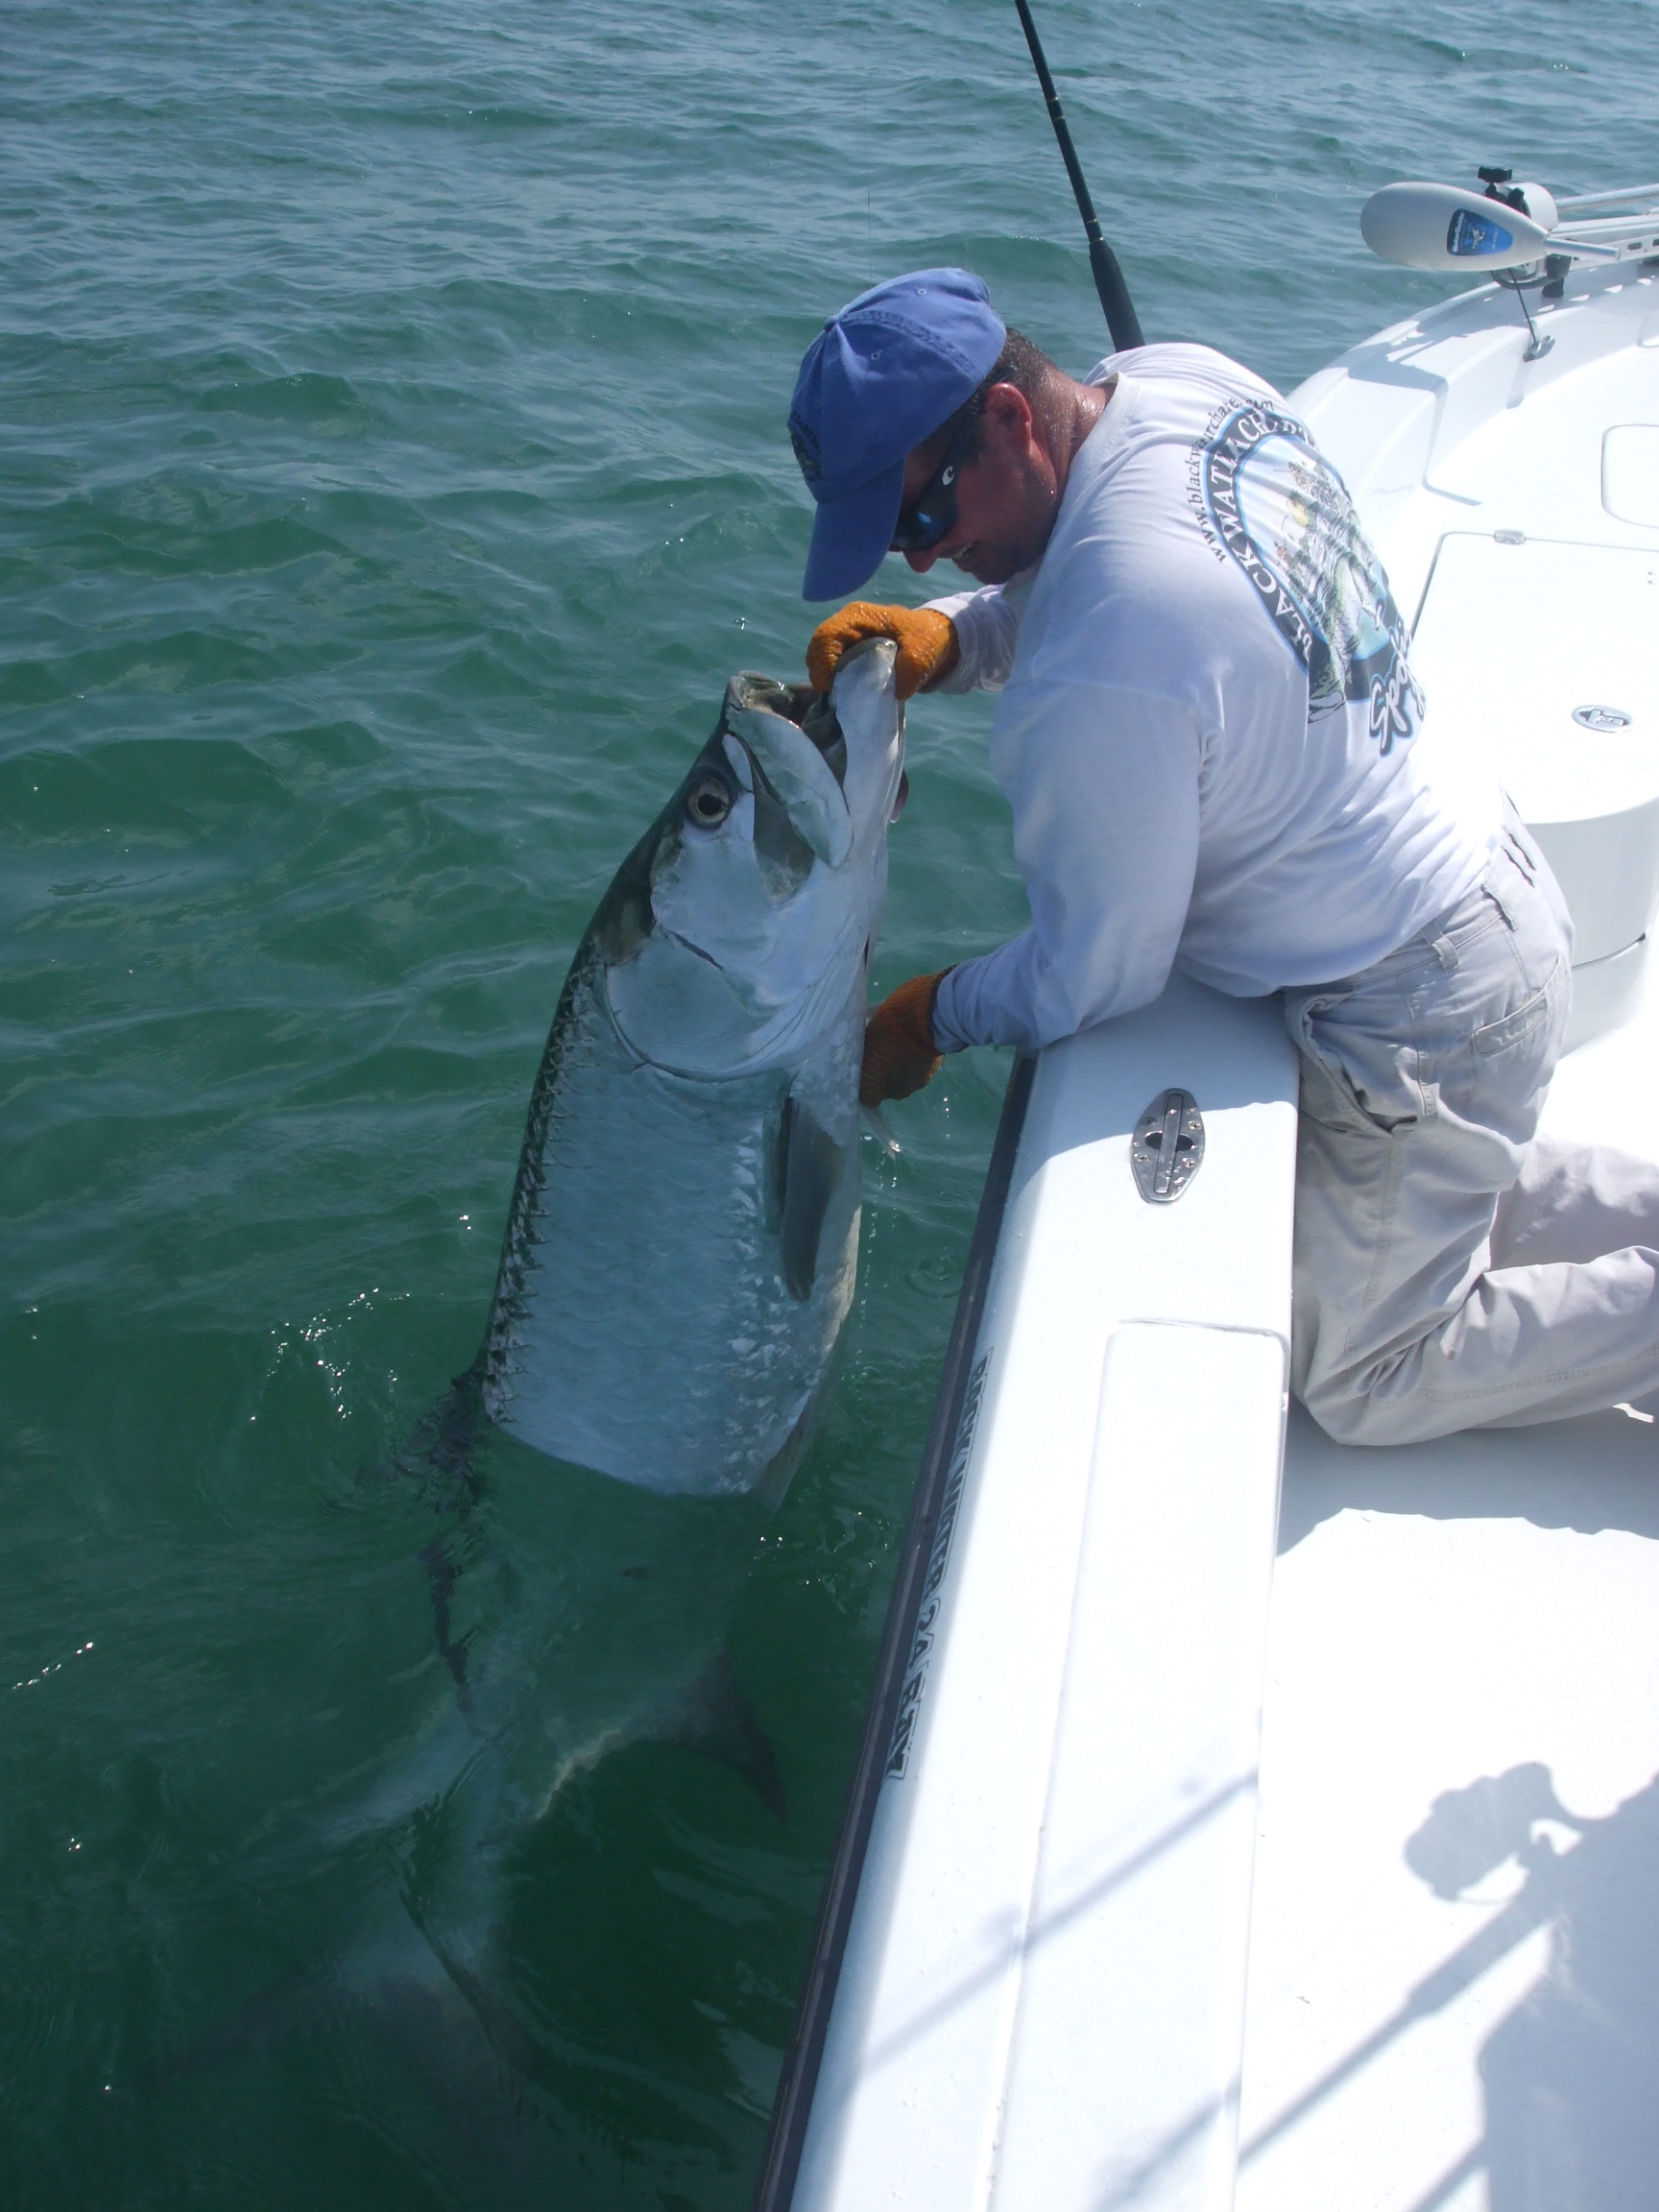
[
  {"xmin": 641, "ymin": 1649, "xmax": 785, "ymax": 1819},
  {"xmin": 776, "ymin": 1094, "xmax": 847, "ymax": 1302}
]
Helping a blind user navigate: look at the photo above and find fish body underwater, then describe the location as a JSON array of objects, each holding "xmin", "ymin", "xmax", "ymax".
[
  {"xmin": 206, "ymin": 643, "xmax": 907, "ymax": 2095},
  {"xmin": 401, "ymin": 636, "xmax": 905, "ymax": 1841}
]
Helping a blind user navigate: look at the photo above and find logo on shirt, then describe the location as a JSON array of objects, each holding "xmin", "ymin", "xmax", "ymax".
[{"xmin": 1191, "ymin": 402, "xmax": 1424, "ymax": 754}]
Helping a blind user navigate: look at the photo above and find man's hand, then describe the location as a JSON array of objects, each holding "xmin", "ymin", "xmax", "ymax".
[
  {"xmin": 808, "ymin": 603, "xmax": 957, "ymax": 700},
  {"xmin": 861, "ymin": 972, "xmax": 951, "ymax": 1106}
]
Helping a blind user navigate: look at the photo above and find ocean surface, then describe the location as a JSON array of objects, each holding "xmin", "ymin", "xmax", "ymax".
[{"xmin": 3, "ymin": 1, "xmax": 1654, "ymax": 2203}]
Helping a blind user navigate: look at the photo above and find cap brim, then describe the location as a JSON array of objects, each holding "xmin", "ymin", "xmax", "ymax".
[{"xmin": 801, "ymin": 458, "xmax": 906, "ymax": 602}]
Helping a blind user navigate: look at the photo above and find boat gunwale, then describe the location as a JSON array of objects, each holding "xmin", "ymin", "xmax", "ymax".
[{"xmin": 751, "ymin": 1050, "xmax": 1037, "ymax": 2212}]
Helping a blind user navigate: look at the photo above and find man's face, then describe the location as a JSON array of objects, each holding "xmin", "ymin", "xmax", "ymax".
[{"xmin": 894, "ymin": 382, "xmax": 1060, "ymax": 588}]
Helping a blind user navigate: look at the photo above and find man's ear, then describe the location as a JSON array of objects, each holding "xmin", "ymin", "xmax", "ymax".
[{"xmin": 981, "ymin": 380, "xmax": 1037, "ymax": 458}]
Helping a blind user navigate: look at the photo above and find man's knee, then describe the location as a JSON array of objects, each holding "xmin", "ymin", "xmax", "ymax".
[{"xmin": 1296, "ymin": 1361, "xmax": 1463, "ymax": 1451}]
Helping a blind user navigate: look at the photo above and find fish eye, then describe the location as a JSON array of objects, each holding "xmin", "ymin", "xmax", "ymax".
[{"xmin": 685, "ymin": 771, "xmax": 733, "ymax": 829}]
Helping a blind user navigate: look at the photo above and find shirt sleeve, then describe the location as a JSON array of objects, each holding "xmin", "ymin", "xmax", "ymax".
[
  {"xmin": 931, "ymin": 681, "xmax": 1203, "ymax": 1054},
  {"xmin": 921, "ymin": 582, "xmax": 1023, "ymax": 694}
]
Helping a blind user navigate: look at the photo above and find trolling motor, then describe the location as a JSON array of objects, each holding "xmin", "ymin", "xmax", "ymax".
[{"xmin": 1360, "ymin": 168, "xmax": 1659, "ymax": 358}]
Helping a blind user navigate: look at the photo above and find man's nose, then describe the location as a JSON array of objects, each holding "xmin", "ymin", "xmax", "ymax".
[{"xmin": 904, "ymin": 547, "xmax": 939, "ymax": 574}]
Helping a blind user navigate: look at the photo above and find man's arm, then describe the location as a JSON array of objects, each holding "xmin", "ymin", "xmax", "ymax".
[
  {"xmin": 805, "ymin": 577, "xmax": 1031, "ymax": 699},
  {"xmin": 933, "ymin": 681, "xmax": 1203, "ymax": 1054},
  {"xmin": 805, "ymin": 602, "xmax": 957, "ymax": 697},
  {"xmin": 919, "ymin": 582, "xmax": 1024, "ymax": 694}
]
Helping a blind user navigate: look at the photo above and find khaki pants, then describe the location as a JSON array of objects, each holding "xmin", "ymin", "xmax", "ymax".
[{"xmin": 1286, "ymin": 816, "xmax": 1659, "ymax": 1444}]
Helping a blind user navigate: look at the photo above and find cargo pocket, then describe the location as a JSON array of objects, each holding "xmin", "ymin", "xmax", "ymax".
[{"xmin": 1288, "ymin": 990, "xmax": 1417, "ymax": 1137}]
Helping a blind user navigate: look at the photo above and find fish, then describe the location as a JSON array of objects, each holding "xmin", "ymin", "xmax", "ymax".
[
  {"xmin": 185, "ymin": 642, "xmax": 908, "ymax": 2098},
  {"xmin": 403, "ymin": 634, "xmax": 905, "ymax": 1838},
  {"xmin": 474, "ymin": 634, "xmax": 906, "ymax": 1498}
]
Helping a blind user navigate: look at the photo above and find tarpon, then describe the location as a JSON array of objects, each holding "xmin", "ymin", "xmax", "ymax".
[
  {"xmin": 456, "ymin": 633, "xmax": 900, "ymax": 1837},
  {"xmin": 391, "ymin": 635, "xmax": 905, "ymax": 1842},
  {"xmin": 180, "ymin": 647, "xmax": 907, "ymax": 2124},
  {"xmin": 475, "ymin": 634, "xmax": 906, "ymax": 1498},
  {"xmin": 203, "ymin": 644, "xmax": 909, "ymax": 2089}
]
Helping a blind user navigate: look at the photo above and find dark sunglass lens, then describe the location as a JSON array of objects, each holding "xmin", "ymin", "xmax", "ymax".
[
  {"xmin": 890, "ymin": 416, "xmax": 972, "ymax": 552},
  {"xmin": 891, "ymin": 478, "xmax": 956, "ymax": 553}
]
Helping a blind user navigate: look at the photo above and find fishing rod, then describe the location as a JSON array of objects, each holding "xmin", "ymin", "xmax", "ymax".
[{"xmin": 1012, "ymin": 0, "xmax": 1144, "ymax": 350}]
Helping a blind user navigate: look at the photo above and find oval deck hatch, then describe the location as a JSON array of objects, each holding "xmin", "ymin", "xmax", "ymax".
[{"xmin": 1131, "ymin": 1088, "xmax": 1205, "ymax": 1202}]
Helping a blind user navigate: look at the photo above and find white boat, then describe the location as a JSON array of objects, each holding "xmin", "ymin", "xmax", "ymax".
[{"xmin": 755, "ymin": 176, "xmax": 1659, "ymax": 2212}]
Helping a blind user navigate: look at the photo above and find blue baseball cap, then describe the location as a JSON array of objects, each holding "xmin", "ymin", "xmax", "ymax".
[{"xmin": 789, "ymin": 269, "xmax": 1006, "ymax": 601}]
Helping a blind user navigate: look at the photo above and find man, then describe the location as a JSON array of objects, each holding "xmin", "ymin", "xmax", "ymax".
[{"xmin": 788, "ymin": 266, "xmax": 1659, "ymax": 1446}]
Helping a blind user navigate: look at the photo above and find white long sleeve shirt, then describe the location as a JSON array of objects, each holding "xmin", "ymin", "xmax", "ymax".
[{"xmin": 926, "ymin": 344, "xmax": 1498, "ymax": 1054}]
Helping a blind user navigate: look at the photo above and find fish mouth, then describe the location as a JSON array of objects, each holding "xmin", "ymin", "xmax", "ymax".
[{"xmin": 729, "ymin": 673, "xmax": 848, "ymax": 789}]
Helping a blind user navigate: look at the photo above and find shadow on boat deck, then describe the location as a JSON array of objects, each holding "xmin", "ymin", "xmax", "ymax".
[
  {"xmin": 1237, "ymin": 1762, "xmax": 1659, "ymax": 2212},
  {"xmin": 1276, "ymin": 1398, "xmax": 1659, "ymax": 1554},
  {"xmin": 1256, "ymin": 1400, "xmax": 1659, "ymax": 2210}
]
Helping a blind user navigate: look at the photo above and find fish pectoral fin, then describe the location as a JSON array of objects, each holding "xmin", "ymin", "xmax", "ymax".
[
  {"xmin": 641, "ymin": 1649, "xmax": 785, "ymax": 1821},
  {"xmin": 778, "ymin": 1094, "xmax": 848, "ymax": 1302}
]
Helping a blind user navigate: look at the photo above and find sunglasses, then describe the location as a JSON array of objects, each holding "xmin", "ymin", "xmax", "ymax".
[{"xmin": 890, "ymin": 408, "xmax": 980, "ymax": 554}]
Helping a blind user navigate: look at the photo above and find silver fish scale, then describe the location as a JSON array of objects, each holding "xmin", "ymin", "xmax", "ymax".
[{"xmin": 480, "ymin": 955, "xmax": 862, "ymax": 1496}]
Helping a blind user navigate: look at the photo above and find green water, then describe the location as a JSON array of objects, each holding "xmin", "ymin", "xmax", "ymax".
[{"xmin": 4, "ymin": 1, "xmax": 1654, "ymax": 2202}]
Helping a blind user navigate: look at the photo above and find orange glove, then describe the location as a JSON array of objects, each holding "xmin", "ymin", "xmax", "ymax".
[
  {"xmin": 860, "ymin": 971, "xmax": 951, "ymax": 1107},
  {"xmin": 807, "ymin": 603, "xmax": 958, "ymax": 701}
]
